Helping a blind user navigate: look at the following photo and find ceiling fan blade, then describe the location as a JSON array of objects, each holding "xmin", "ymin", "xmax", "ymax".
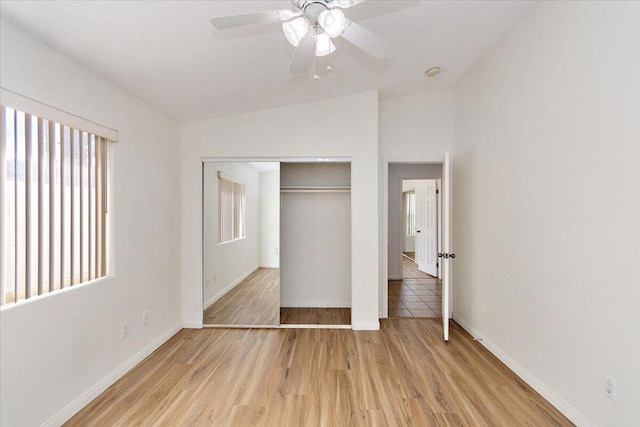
[
  {"xmin": 289, "ymin": 32, "xmax": 315, "ymax": 73},
  {"xmin": 332, "ymin": 0, "xmax": 368, "ymax": 9},
  {"xmin": 340, "ymin": 20, "xmax": 390, "ymax": 60},
  {"xmin": 210, "ymin": 10, "xmax": 294, "ymax": 30}
]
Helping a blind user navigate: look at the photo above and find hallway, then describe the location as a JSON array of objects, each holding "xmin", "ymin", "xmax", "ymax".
[{"xmin": 389, "ymin": 257, "xmax": 442, "ymax": 318}]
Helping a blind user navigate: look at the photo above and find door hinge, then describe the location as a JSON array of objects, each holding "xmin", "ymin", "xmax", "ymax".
[{"xmin": 436, "ymin": 189, "xmax": 439, "ymax": 194}]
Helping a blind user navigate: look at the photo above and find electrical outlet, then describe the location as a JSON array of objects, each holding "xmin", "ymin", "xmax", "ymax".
[
  {"xmin": 604, "ymin": 376, "xmax": 617, "ymax": 400},
  {"xmin": 121, "ymin": 322, "xmax": 129, "ymax": 339},
  {"xmin": 142, "ymin": 311, "xmax": 150, "ymax": 326},
  {"xmin": 274, "ymin": 248, "xmax": 279, "ymax": 256}
]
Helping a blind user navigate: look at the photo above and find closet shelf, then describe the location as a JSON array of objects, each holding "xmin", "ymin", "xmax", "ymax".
[{"xmin": 280, "ymin": 186, "xmax": 351, "ymax": 193}]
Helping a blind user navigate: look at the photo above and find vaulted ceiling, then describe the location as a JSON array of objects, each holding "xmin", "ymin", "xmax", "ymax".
[{"xmin": 0, "ymin": 1, "xmax": 537, "ymax": 122}]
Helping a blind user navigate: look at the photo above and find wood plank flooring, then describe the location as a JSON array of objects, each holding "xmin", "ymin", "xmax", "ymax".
[
  {"xmin": 280, "ymin": 307, "xmax": 351, "ymax": 325},
  {"xmin": 402, "ymin": 256, "xmax": 436, "ymax": 279},
  {"xmin": 403, "ymin": 251, "xmax": 415, "ymax": 261},
  {"xmin": 66, "ymin": 319, "xmax": 573, "ymax": 427},
  {"xmin": 203, "ymin": 268, "xmax": 279, "ymax": 325}
]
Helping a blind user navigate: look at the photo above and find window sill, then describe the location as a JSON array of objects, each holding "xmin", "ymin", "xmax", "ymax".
[
  {"xmin": 218, "ymin": 236, "xmax": 247, "ymax": 246},
  {"xmin": 0, "ymin": 275, "xmax": 113, "ymax": 312}
]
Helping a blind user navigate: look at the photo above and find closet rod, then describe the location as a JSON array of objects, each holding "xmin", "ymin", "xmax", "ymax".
[
  {"xmin": 280, "ymin": 185, "xmax": 351, "ymax": 194},
  {"xmin": 280, "ymin": 189, "xmax": 351, "ymax": 193}
]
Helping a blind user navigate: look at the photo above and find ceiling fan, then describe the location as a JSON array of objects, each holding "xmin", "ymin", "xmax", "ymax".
[{"xmin": 210, "ymin": 0, "xmax": 391, "ymax": 73}]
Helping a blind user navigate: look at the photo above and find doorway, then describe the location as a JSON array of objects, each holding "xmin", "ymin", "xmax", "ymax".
[
  {"xmin": 389, "ymin": 177, "xmax": 442, "ymax": 318},
  {"xmin": 381, "ymin": 153, "xmax": 453, "ymax": 340}
]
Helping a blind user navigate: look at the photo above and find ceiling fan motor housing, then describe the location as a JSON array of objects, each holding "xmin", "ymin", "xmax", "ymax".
[{"xmin": 296, "ymin": 0, "xmax": 331, "ymax": 27}]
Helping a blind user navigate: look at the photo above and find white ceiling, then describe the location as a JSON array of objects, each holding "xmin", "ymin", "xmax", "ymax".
[{"xmin": 0, "ymin": 1, "xmax": 537, "ymax": 122}]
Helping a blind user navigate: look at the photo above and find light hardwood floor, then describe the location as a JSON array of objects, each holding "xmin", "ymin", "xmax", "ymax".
[
  {"xmin": 402, "ymin": 251, "xmax": 415, "ymax": 261},
  {"xmin": 203, "ymin": 268, "xmax": 279, "ymax": 325},
  {"xmin": 280, "ymin": 307, "xmax": 351, "ymax": 325},
  {"xmin": 66, "ymin": 319, "xmax": 572, "ymax": 426},
  {"xmin": 402, "ymin": 256, "xmax": 436, "ymax": 279}
]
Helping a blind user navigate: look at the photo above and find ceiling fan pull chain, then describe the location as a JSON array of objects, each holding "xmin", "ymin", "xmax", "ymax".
[{"xmin": 313, "ymin": 43, "xmax": 320, "ymax": 82}]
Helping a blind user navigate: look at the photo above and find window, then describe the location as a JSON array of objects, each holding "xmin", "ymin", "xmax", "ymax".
[
  {"xmin": 406, "ymin": 192, "xmax": 416, "ymax": 236},
  {"xmin": 1, "ymin": 104, "xmax": 110, "ymax": 306},
  {"xmin": 218, "ymin": 172, "xmax": 245, "ymax": 243}
]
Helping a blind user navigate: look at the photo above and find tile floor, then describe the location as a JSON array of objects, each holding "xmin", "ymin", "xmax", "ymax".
[{"xmin": 389, "ymin": 278, "xmax": 442, "ymax": 318}]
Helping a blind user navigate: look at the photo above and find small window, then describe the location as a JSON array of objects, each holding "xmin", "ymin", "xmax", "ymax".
[
  {"xmin": 218, "ymin": 172, "xmax": 246, "ymax": 243},
  {"xmin": 406, "ymin": 192, "xmax": 416, "ymax": 236},
  {"xmin": 1, "ymin": 105, "xmax": 110, "ymax": 305}
]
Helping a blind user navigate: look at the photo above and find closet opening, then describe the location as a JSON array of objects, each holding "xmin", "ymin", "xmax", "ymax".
[{"xmin": 280, "ymin": 161, "xmax": 352, "ymax": 326}]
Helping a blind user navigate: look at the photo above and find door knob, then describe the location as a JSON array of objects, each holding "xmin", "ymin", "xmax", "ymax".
[
  {"xmin": 416, "ymin": 230, "xmax": 421, "ymax": 233},
  {"xmin": 438, "ymin": 253, "xmax": 443, "ymax": 257},
  {"xmin": 450, "ymin": 253, "xmax": 456, "ymax": 259}
]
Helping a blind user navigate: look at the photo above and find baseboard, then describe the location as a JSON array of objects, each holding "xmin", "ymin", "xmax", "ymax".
[
  {"xmin": 203, "ymin": 265, "xmax": 259, "ymax": 309},
  {"xmin": 280, "ymin": 301, "xmax": 351, "ymax": 308},
  {"xmin": 280, "ymin": 324, "xmax": 351, "ymax": 329},
  {"xmin": 453, "ymin": 314, "xmax": 593, "ymax": 427},
  {"xmin": 352, "ymin": 321, "xmax": 380, "ymax": 331},
  {"xmin": 182, "ymin": 320, "xmax": 203, "ymax": 329},
  {"xmin": 259, "ymin": 263, "xmax": 279, "ymax": 268},
  {"xmin": 388, "ymin": 275, "xmax": 402, "ymax": 280},
  {"xmin": 203, "ymin": 293, "xmax": 218, "ymax": 310},
  {"xmin": 43, "ymin": 322, "xmax": 182, "ymax": 427}
]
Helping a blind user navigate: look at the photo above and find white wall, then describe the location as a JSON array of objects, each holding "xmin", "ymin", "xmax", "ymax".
[
  {"xmin": 181, "ymin": 91, "xmax": 379, "ymax": 330},
  {"xmin": 388, "ymin": 165, "xmax": 442, "ymax": 279},
  {"xmin": 202, "ymin": 162, "xmax": 260, "ymax": 308},
  {"xmin": 379, "ymin": 89, "xmax": 454, "ymax": 159},
  {"xmin": 453, "ymin": 2, "xmax": 640, "ymax": 426},
  {"xmin": 0, "ymin": 20, "xmax": 182, "ymax": 427},
  {"xmin": 259, "ymin": 170, "xmax": 280, "ymax": 268},
  {"xmin": 280, "ymin": 163, "xmax": 351, "ymax": 308},
  {"xmin": 402, "ymin": 180, "xmax": 430, "ymax": 193}
]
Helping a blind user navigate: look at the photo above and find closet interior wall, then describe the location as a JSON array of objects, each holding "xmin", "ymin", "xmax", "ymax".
[{"xmin": 280, "ymin": 163, "xmax": 352, "ymax": 309}]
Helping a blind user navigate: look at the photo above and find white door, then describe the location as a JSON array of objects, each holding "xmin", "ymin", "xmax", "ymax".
[
  {"xmin": 441, "ymin": 152, "xmax": 453, "ymax": 341},
  {"xmin": 436, "ymin": 179, "xmax": 442, "ymax": 280},
  {"xmin": 416, "ymin": 180, "xmax": 437, "ymax": 276}
]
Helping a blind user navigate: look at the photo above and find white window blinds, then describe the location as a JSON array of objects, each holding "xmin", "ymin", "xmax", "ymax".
[{"xmin": 1, "ymin": 104, "xmax": 110, "ymax": 305}]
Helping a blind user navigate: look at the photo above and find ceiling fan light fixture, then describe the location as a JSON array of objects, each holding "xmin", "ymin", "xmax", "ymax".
[
  {"xmin": 315, "ymin": 32, "xmax": 336, "ymax": 56},
  {"xmin": 318, "ymin": 8, "xmax": 346, "ymax": 38},
  {"xmin": 282, "ymin": 17, "xmax": 310, "ymax": 47}
]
